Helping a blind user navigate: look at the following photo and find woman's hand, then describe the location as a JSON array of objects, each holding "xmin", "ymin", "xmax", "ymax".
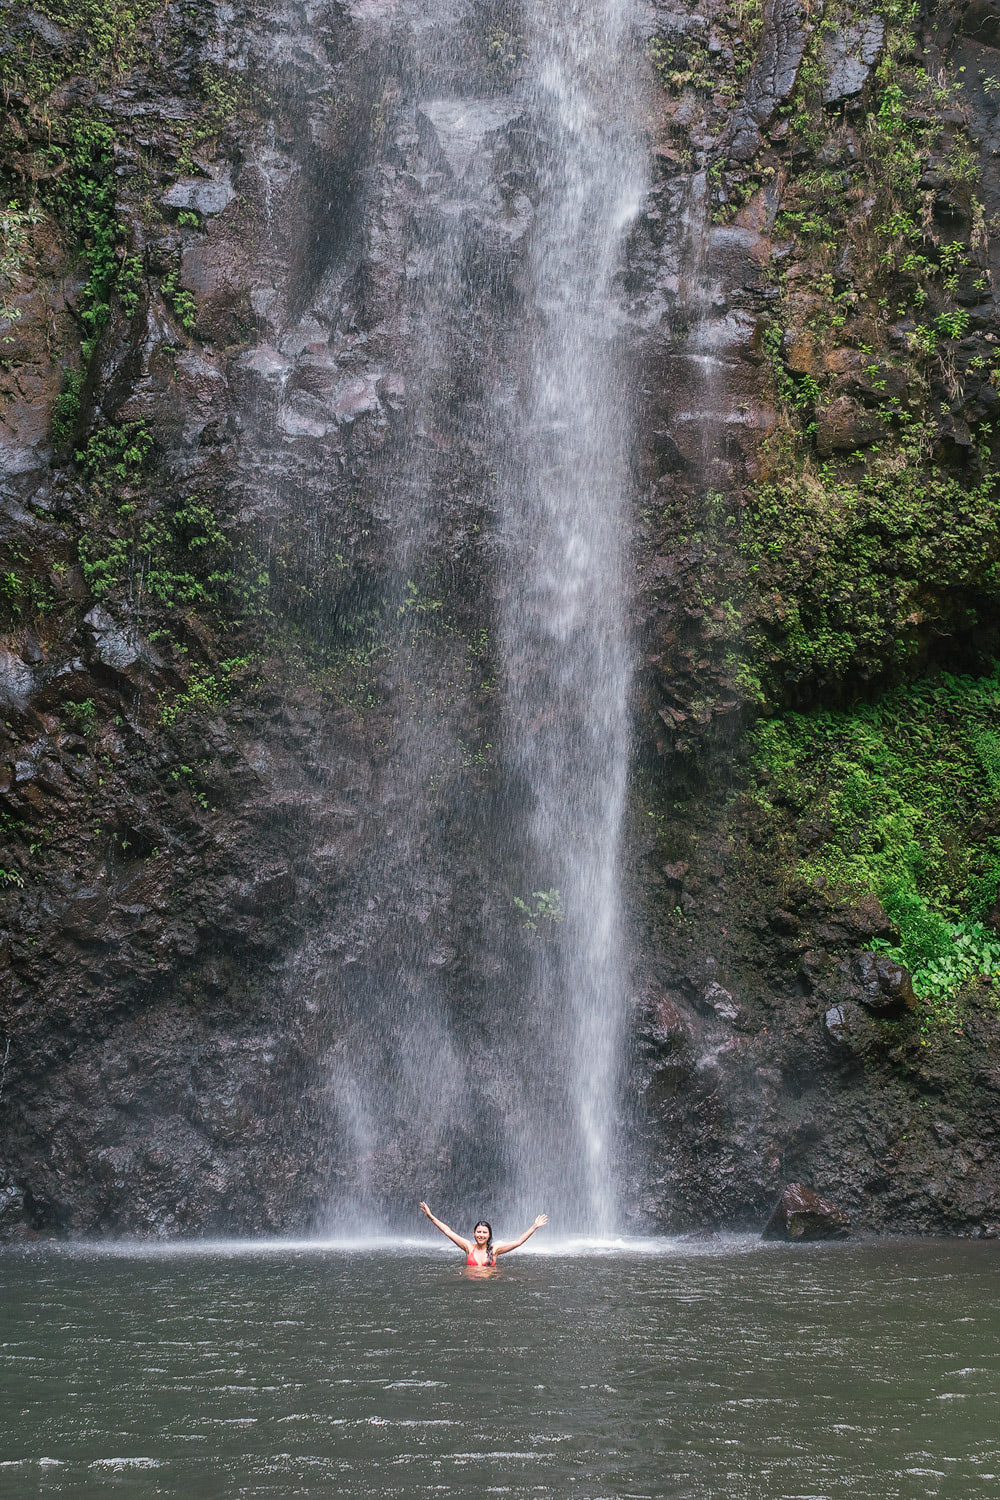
[
  {"xmin": 494, "ymin": 1212, "xmax": 548, "ymax": 1256},
  {"xmin": 420, "ymin": 1203, "xmax": 471, "ymax": 1252}
]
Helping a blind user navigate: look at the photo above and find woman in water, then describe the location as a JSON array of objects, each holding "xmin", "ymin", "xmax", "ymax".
[{"xmin": 419, "ymin": 1202, "xmax": 548, "ymax": 1266}]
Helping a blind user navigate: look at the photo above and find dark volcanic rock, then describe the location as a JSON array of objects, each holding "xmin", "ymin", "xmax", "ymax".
[
  {"xmin": 849, "ymin": 952, "xmax": 917, "ymax": 1015},
  {"xmin": 824, "ymin": 1003, "xmax": 851, "ymax": 1046},
  {"xmin": 4, "ymin": 0, "xmax": 1000, "ymax": 1248},
  {"xmin": 821, "ymin": 16, "xmax": 885, "ymax": 105},
  {"xmin": 762, "ymin": 1183, "xmax": 851, "ymax": 1241},
  {"xmin": 0, "ymin": 1172, "xmax": 28, "ymax": 1238},
  {"xmin": 731, "ymin": 0, "xmax": 812, "ymax": 161},
  {"xmin": 815, "ymin": 396, "xmax": 886, "ymax": 456},
  {"xmin": 985, "ymin": 882, "xmax": 1000, "ymax": 933}
]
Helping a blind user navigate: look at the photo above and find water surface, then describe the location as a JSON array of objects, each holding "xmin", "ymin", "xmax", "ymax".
[{"xmin": 1, "ymin": 1238, "xmax": 997, "ymax": 1497}]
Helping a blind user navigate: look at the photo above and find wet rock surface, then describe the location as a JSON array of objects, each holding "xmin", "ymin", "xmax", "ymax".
[
  {"xmin": 846, "ymin": 953, "xmax": 918, "ymax": 1016},
  {"xmin": 762, "ymin": 1183, "xmax": 851, "ymax": 1241},
  {"xmin": 730, "ymin": 0, "xmax": 813, "ymax": 161}
]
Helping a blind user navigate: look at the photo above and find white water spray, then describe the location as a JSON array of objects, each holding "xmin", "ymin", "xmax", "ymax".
[
  {"xmin": 494, "ymin": 0, "xmax": 646, "ymax": 1233},
  {"xmin": 320, "ymin": 0, "xmax": 646, "ymax": 1235}
]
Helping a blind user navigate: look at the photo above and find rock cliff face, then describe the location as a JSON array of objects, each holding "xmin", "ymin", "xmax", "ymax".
[{"xmin": 2, "ymin": 0, "xmax": 1000, "ymax": 1238}]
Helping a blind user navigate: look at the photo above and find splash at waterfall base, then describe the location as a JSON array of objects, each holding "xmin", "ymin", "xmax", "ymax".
[{"xmin": 2, "ymin": 0, "xmax": 1000, "ymax": 1241}]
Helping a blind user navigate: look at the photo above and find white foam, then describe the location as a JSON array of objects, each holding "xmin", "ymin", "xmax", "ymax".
[{"xmin": 30, "ymin": 1232, "xmax": 762, "ymax": 1260}]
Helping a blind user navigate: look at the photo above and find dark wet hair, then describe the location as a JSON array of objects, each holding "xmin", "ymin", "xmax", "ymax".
[{"xmin": 474, "ymin": 1221, "xmax": 494, "ymax": 1262}]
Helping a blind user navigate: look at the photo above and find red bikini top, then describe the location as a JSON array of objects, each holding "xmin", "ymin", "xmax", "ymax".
[{"xmin": 466, "ymin": 1248, "xmax": 495, "ymax": 1266}]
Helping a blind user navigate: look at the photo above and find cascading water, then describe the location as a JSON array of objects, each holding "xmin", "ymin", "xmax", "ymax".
[
  {"xmin": 321, "ymin": 0, "xmax": 646, "ymax": 1235},
  {"xmin": 493, "ymin": 5, "xmax": 646, "ymax": 1232}
]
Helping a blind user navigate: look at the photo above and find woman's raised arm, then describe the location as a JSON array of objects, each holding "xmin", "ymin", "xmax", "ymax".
[
  {"xmin": 419, "ymin": 1201, "xmax": 472, "ymax": 1252},
  {"xmin": 494, "ymin": 1213, "xmax": 548, "ymax": 1256}
]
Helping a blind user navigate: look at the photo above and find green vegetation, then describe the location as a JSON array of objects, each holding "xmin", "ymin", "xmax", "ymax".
[
  {"xmin": 749, "ymin": 669, "xmax": 1000, "ymax": 1016},
  {"xmin": 1, "ymin": 201, "xmax": 41, "ymax": 329},
  {"xmin": 738, "ymin": 425, "xmax": 1000, "ymax": 702},
  {"xmin": 0, "ymin": 1, "xmax": 272, "ymax": 888},
  {"xmin": 728, "ymin": 0, "xmax": 1000, "ymax": 710},
  {"xmin": 159, "ymin": 656, "xmax": 255, "ymax": 727},
  {"xmin": 0, "ymin": 0, "xmax": 163, "ymax": 99},
  {"xmin": 0, "ymin": 545, "xmax": 56, "ymax": 623},
  {"xmin": 175, "ymin": 61, "xmax": 258, "ymax": 172},
  {"xmin": 513, "ymin": 889, "xmax": 566, "ymax": 932},
  {"xmin": 76, "ymin": 422, "xmax": 153, "ymax": 597},
  {"xmin": 888, "ymin": 921, "xmax": 1000, "ymax": 1029},
  {"xmin": 74, "ymin": 423, "xmax": 240, "ymax": 621},
  {"xmin": 64, "ymin": 697, "xmax": 97, "ymax": 736},
  {"xmin": 262, "ymin": 570, "xmax": 496, "ymax": 724},
  {"xmin": 51, "ymin": 371, "xmax": 86, "ymax": 447},
  {"xmin": 486, "ymin": 24, "xmax": 524, "ymax": 76},
  {"xmin": 160, "ymin": 266, "xmax": 197, "ymax": 332},
  {"xmin": 769, "ymin": 0, "xmax": 987, "ymax": 383},
  {"xmin": 43, "ymin": 121, "xmax": 130, "ymax": 362}
]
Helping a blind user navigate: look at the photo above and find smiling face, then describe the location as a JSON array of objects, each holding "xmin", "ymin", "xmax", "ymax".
[{"xmin": 473, "ymin": 1222, "xmax": 491, "ymax": 1246}]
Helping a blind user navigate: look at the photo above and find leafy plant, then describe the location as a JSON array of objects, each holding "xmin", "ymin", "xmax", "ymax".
[
  {"xmin": 749, "ymin": 668, "xmax": 1000, "ymax": 1010},
  {"xmin": 51, "ymin": 370, "xmax": 86, "ymax": 448},
  {"xmin": 159, "ymin": 656, "xmax": 254, "ymax": 727},
  {"xmin": 1, "ymin": 201, "xmax": 42, "ymax": 331},
  {"xmin": 160, "ymin": 267, "xmax": 197, "ymax": 332},
  {"xmin": 513, "ymin": 889, "xmax": 566, "ymax": 932},
  {"xmin": 64, "ymin": 697, "xmax": 97, "ymax": 736}
]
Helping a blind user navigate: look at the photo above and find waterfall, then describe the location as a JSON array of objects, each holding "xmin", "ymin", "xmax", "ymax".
[
  {"xmin": 493, "ymin": 5, "xmax": 646, "ymax": 1232},
  {"xmin": 320, "ymin": 0, "xmax": 646, "ymax": 1236}
]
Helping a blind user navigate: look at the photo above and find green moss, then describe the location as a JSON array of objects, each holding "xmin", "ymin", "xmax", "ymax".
[
  {"xmin": 735, "ymin": 0, "xmax": 1000, "ymax": 709},
  {"xmin": 740, "ymin": 428, "xmax": 1000, "ymax": 699},
  {"xmin": 748, "ymin": 668, "xmax": 1000, "ymax": 1009}
]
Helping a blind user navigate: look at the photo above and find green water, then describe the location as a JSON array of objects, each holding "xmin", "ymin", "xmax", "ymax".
[{"xmin": 1, "ymin": 1238, "xmax": 997, "ymax": 1497}]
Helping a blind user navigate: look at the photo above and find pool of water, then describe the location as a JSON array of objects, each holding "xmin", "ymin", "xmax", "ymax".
[{"xmin": 1, "ymin": 1237, "xmax": 997, "ymax": 1498}]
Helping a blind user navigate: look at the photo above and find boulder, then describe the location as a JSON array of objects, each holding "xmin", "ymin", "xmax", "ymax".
[
  {"xmin": 84, "ymin": 606, "xmax": 162, "ymax": 676},
  {"xmin": 763, "ymin": 1183, "xmax": 851, "ymax": 1241},
  {"xmin": 824, "ymin": 1004, "xmax": 851, "ymax": 1045},
  {"xmin": 646, "ymin": 988, "xmax": 689, "ymax": 1051},
  {"xmin": 0, "ymin": 648, "xmax": 34, "ymax": 711},
  {"xmin": 823, "ymin": 998, "xmax": 880, "ymax": 1054},
  {"xmin": 850, "ymin": 950, "xmax": 916, "ymax": 1014},
  {"xmin": 703, "ymin": 980, "xmax": 741, "ymax": 1023},
  {"xmin": 821, "ymin": 17, "xmax": 885, "ymax": 106},
  {"xmin": 815, "ymin": 396, "xmax": 885, "ymax": 455},
  {"xmin": 958, "ymin": 0, "xmax": 1000, "ymax": 46},
  {"xmin": 0, "ymin": 1171, "xmax": 28, "ymax": 1240},
  {"xmin": 841, "ymin": 893, "xmax": 894, "ymax": 941},
  {"xmin": 162, "ymin": 172, "xmax": 235, "ymax": 218}
]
